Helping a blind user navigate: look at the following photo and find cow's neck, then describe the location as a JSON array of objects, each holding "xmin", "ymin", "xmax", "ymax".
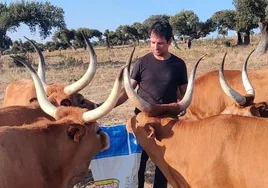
[
  {"xmin": 0, "ymin": 124, "xmax": 80, "ymax": 188},
  {"xmin": 153, "ymin": 117, "xmax": 232, "ymax": 187}
]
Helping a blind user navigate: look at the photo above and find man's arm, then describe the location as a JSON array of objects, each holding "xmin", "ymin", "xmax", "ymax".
[
  {"xmin": 177, "ymin": 83, "xmax": 187, "ymax": 102},
  {"xmin": 176, "ymin": 83, "xmax": 188, "ymax": 116},
  {"xmin": 115, "ymin": 79, "xmax": 138, "ymax": 107}
]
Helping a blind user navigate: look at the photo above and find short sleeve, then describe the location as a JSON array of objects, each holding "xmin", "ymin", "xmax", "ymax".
[
  {"xmin": 130, "ymin": 58, "xmax": 142, "ymax": 83},
  {"xmin": 179, "ymin": 61, "xmax": 188, "ymax": 85}
]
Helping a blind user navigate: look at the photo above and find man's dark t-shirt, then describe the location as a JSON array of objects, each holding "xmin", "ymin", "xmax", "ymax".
[{"xmin": 131, "ymin": 53, "xmax": 188, "ymax": 114}]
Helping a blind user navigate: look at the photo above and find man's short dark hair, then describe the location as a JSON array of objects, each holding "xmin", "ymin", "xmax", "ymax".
[{"xmin": 149, "ymin": 21, "xmax": 173, "ymax": 42}]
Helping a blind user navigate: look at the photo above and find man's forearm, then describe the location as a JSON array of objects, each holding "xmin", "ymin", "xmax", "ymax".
[{"xmin": 115, "ymin": 91, "xmax": 128, "ymax": 107}]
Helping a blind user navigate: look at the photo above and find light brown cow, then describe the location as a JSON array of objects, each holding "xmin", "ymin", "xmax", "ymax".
[
  {"xmin": 0, "ymin": 115, "xmax": 109, "ymax": 188},
  {"xmin": 127, "ymin": 113, "xmax": 268, "ymax": 188},
  {"xmin": 0, "ymin": 54, "xmax": 126, "ymax": 187},
  {"xmin": 219, "ymin": 51, "xmax": 268, "ymax": 117},
  {"xmin": 184, "ymin": 50, "xmax": 268, "ymax": 120},
  {"xmin": 123, "ymin": 56, "xmax": 268, "ymax": 188},
  {"xmin": 3, "ymin": 34, "xmax": 98, "ymax": 109},
  {"xmin": 0, "ymin": 47, "xmax": 128, "ymax": 127}
]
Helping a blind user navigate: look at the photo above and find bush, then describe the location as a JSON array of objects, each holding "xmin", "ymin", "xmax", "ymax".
[
  {"xmin": 11, "ymin": 54, "xmax": 28, "ymax": 67},
  {"xmin": 224, "ymin": 41, "xmax": 231, "ymax": 47}
]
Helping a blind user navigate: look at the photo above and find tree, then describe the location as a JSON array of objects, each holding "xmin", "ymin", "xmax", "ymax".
[
  {"xmin": 0, "ymin": 34, "xmax": 12, "ymax": 52},
  {"xmin": 74, "ymin": 28, "xmax": 102, "ymax": 49},
  {"xmin": 143, "ymin": 14, "xmax": 170, "ymax": 30},
  {"xmin": 0, "ymin": 1, "xmax": 66, "ymax": 51},
  {"xmin": 233, "ymin": 0, "xmax": 261, "ymax": 46},
  {"xmin": 170, "ymin": 10, "xmax": 204, "ymax": 40},
  {"xmin": 122, "ymin": 25, "xmax": 140, "ymax": 45},
  {"xmin": 211, "ymin": 10, "xmax": 237, "ymax": 40},
  {"xmin": 131, "ymin": 22, "xmax": 148, "ymax": 42},
  {"xmin": 198, "ymin": 19, "xmax": 216, "ymax": 38},
  {"xmin": 52, "ymin": 29, "xmax": 76, "ymax": 50},
  {"xmin": 233, "ymin": 0, "xmax": 268, "ymax": 53},
  {"xmin": 103, "ymin": 29, "xmax": 111, "ymax": 48}
]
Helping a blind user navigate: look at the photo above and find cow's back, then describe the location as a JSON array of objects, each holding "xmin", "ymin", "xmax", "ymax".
[
  {"xmin": 185, "ymin": 69, "xmax": 268, "ymax": 120},
  {"xmin": 163, "ymin": 115, "xmax": 268, "ymax": 188},
  {"xmin": 3, "ymin": 79, "xmax": 36, "ymax": 107},
  {"xmin": 0, "ymin": 126, "xmax": 46, "ymax": 188}
]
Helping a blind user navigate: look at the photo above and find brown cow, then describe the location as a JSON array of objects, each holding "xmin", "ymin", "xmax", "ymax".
[
  {"xmin": 123, "ymin": 57, "xmax": 268, "ymax": 188},
  {"xmin": 3, "ymin": 34, "xmax": 98, "ymax": 109},
  {"xmin": 184, "ymin": 50, "xmax": 268, "ymax": 120},
  {"xmin": 219, "ymin": 51, "xmax": 268, "ymax": 117},
  {"xmin": 0, "ymin": 115, "xmax": 109, "ymax": 188},
  {"xmin": 127, "ymin": 113, "xmax": 268, "ymax": 188},
  {"xmin": 0, "ymin": 47, "xmax": 128, "ymax": 127},
  {"xmin": 0, "ymin": 53, "xmax": 128, "ymax": 187}
]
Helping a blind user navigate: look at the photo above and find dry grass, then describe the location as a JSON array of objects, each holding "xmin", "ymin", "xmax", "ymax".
[{"xmin": 0, "ymin": 37, "xmax": 268, "ymax": 187}]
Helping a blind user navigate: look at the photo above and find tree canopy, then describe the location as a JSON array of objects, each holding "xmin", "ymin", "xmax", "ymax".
[{"xmin": 0, "ymin": 1, "xmax": 65, "ymax": 51}]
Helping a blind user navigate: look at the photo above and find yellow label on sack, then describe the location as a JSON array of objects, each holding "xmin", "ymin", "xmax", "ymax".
[{"xmin": 94, "ymin": 179, "xmax": 120, "ymax": 188}]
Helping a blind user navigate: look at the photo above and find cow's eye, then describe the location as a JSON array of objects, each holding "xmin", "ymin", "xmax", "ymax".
[{"xmin": 80, "ymin": 99, "xmax": 86, "ymax": 107}]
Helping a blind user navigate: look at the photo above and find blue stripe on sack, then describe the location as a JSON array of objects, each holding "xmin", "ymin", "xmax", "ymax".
[
  {"xmin": 129, "ymin": 133, "xmax": 143, "ymax": 154},
  {"xmin": 93, "ymin": 124, "xmax": 142, "ymax": 159}
]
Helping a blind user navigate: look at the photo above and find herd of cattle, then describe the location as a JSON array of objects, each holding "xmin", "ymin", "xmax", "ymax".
[{"xmin": 0, "ymin": 34, "xmax": 267, "ymax": 188}]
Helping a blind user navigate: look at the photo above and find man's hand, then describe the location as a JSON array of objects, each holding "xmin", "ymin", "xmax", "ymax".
[{"xmin": 178, "ymin": 110, "xmax": 186, "ymax": 117}]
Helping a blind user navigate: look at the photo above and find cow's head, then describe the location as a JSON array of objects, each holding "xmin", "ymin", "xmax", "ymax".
[
  {"xmin": 219, "ymin": 50, "xmax": 268, "ymax": 117},
  {"xmin": 127, "ymin": 112, "xmax": 176, "ymax": 142},
  {"xmin": 23, "ymin": 33, "xmax": 98, "ymax": 109},
  {"xmin": 221, "ymin": 102, "xmax": 268, "ymax": 117},
  {"xmin": 18, "ymin": 53, "xmax": 127, "ymax": 186}
]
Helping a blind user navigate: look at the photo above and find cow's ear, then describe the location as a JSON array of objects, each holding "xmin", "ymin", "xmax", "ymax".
[
  {"xmin": 145, "ymin": 124, "xmax": 155, "ymax": 139},
  {"xmin": 67, "ymin": 124, "xmax": 86, "ymax": 142},
  {"xmin": 126, "ymin": 116, "xmax": 136, "ymax": 133},
  {"xmin": 29, "ymin": 97, "xmax": 38, "ymax": 103}
]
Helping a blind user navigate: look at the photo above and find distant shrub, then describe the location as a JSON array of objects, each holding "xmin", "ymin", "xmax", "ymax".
[
  {"xmin": 224, "ymin": 41, "xmax": 231, "ymax": 47},
  {"xmin": 10, "ymin": 54, "xmax": 27, "ymax": 67},
  {"xmin": 64, "ymin": 56, "xmax": 77, "ymax": 67}
]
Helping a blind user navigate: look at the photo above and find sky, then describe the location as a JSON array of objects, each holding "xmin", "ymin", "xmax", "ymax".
[{"xmin": 3, "ymin": 0, "xmax": 235, "ymax": 43}]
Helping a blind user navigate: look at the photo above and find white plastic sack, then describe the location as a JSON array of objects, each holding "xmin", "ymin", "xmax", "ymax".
[{"xmin": 90, "ymin": 124, "xmax": 142, "ymax": 188}]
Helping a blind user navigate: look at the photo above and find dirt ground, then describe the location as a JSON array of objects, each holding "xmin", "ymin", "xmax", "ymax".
[{"xmin": 1, "ymin": 38, "xmax": 268, "ymax": 187}]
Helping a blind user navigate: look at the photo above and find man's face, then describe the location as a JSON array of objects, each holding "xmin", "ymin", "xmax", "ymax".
[{"xmin": 150, "ymin": 32, "xmax": 171, "ymax": 58}]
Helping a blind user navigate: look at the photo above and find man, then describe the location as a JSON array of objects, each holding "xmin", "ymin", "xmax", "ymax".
[{"xmin": 116, "ymin": 21, "xmax": 188, "ymax": 188}]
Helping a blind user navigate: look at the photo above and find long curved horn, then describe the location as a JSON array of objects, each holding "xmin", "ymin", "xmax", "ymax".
[
  {"xmin": 24, "ymin": 36, "xmax": 47, "ymax": 89},
  {"xmin": 123, "ymin": 47, "xmax": 152, "ymax": 113},
  {"xmin": 242, "ymin": 49, "xmax": 255, "ymax": 96},
  {"xmin": 178, "ymin": 54, "xmax": 207, "ymax": 110},
  {"xmin": 219, "ymin": 53, "xmax": 246, "ymax": 106},
  {"xmin": 82, "ymin": 60, "xmax": 128, "ymax": 122},
  {"xmin": 64, "ymin": 32, "xmax": 97, "ymax": 95},
  {"xmin": 12, "ymin": 57, "xmax": 57, "ymax": 118}
]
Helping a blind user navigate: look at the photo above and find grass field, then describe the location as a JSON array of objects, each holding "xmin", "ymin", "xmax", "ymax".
[{"xmin": 1, "ymin": 37, "xmax": 267, "ymax": 187}]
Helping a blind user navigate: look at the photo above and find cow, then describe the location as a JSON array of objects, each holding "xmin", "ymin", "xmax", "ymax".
[
  {"xmin": 123, "ymin": 54, "xmax": 268, "ymax": 188},
  {"xmin": 0, "ymin": 63, "xmax": 114, "ymax": 188},
  {"xmin": 127, "ymin": 113, "xmax": 268, "ymax": 188},
  {"xmin": 0, "ymin": 47, "xmax": 128, "ymax": 127},
  {"xmin": 219, "ymin": 51, "xmax": 268, "ymax": 117},
  {"xmin": 3, "ymin": 33, "xmax": 98, "ymax": 110},
  {"xmin": 184, "ymin": 50, "xmax": 268, "ymax": 120}
]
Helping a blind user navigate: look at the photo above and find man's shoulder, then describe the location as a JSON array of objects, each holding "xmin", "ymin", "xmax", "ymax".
[
  {"xmin": 170, "ymin": 54, "xmax": 186, "ymax": 65},
  {"xmin": 135, "ymin": 53, "xmax": 152, "ymax": 65},
  {"xmin": 139, "ymin": 53, "xmax": 152, "ymax": 61}
]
